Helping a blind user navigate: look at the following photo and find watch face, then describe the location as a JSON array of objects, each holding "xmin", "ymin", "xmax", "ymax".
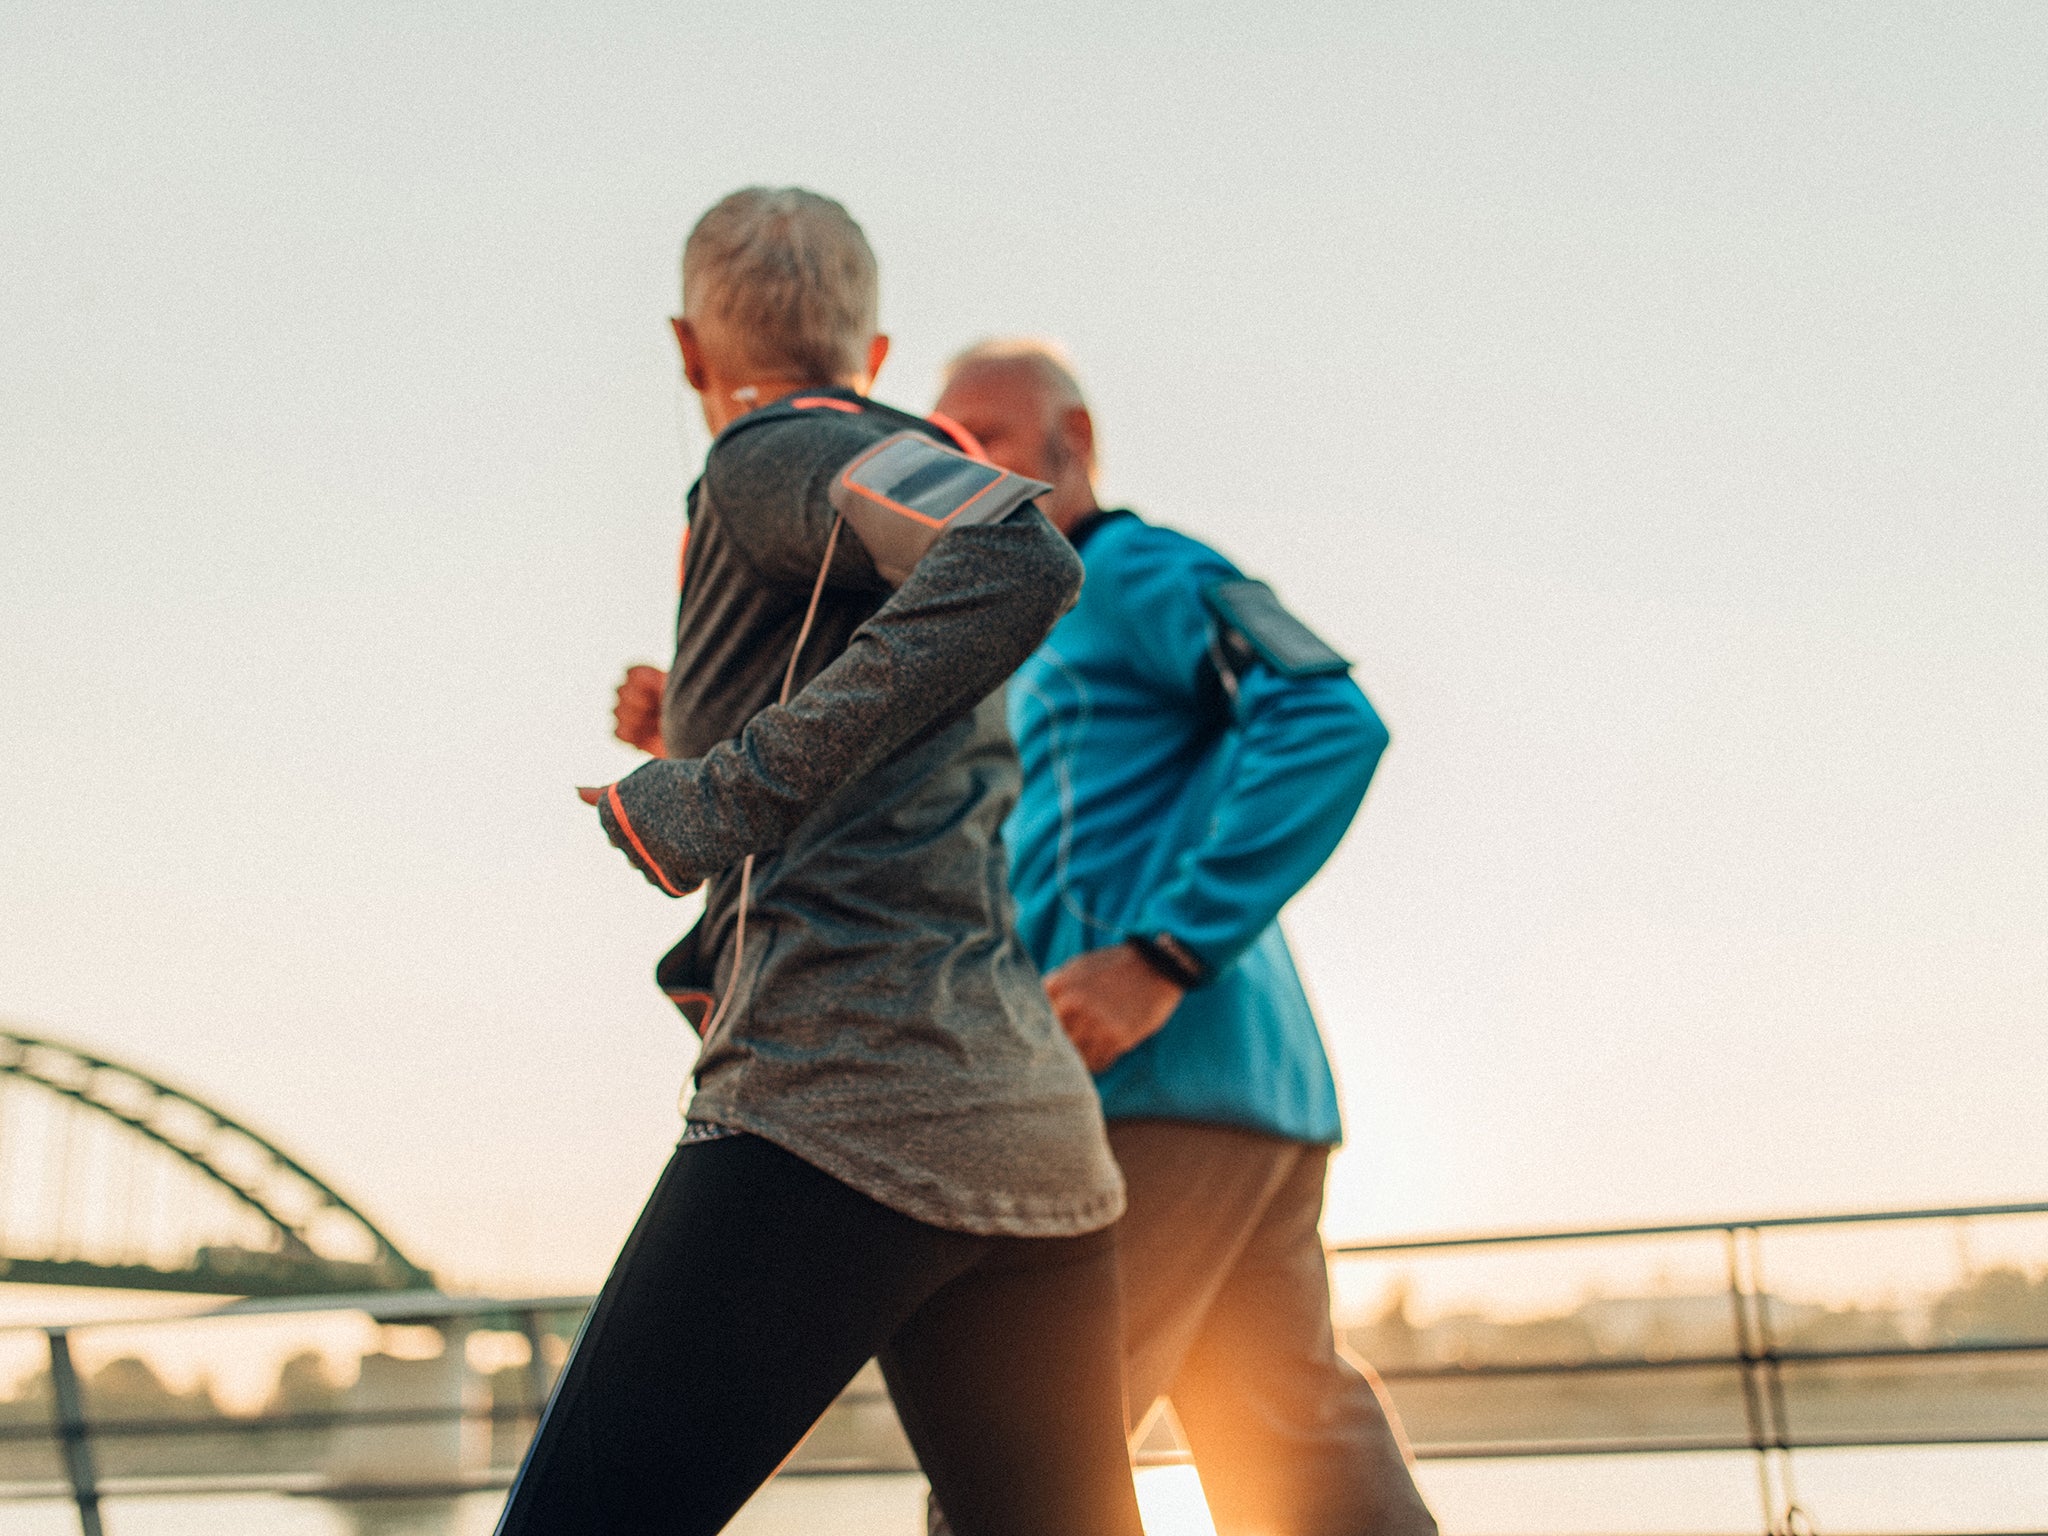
[{"xmin": 1135, "ymin": 933, "xmax": 1205, "ymax": 988}]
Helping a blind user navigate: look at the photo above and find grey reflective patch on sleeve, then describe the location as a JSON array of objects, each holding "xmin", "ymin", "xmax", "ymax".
[
  {"xmin": 1202, "ymin": 579, "xmax": 1352, "ymax": 679},
  {"xmin": 829, "ymin": 432, "xmax": 1053, "ymax": 586}
]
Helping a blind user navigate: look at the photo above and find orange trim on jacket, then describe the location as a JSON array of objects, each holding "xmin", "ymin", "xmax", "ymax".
[
  {"xmin": 605, "ymin": 783, "xmax": 686, "ymax": 897},
  {"xmin": 925, "ymin": 411, "xmax": 990, "ymax": 462}
]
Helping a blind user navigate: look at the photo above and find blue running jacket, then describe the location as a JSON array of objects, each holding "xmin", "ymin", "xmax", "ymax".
[{"xmin": 1005, "ymin": 511, "xmax": 1389, "ymax": 1146}]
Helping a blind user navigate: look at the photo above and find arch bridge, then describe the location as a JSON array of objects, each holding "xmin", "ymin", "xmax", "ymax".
[{"xmin": 0, "ymin": 1027, "xmax": 431, "ymax": 1296}]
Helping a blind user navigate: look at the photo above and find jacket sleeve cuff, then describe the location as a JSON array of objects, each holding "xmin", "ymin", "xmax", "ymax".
[
  {"xmin": 596, "ymin": 782, "xmax": 697, "ymax": 898},
  {"xmin": 1128, "ymin": 933, "xmax": 1211, "ymax": 990}
]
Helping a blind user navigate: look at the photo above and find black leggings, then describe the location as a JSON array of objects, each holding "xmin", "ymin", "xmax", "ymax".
[{"xmin": 496, "ymin": 1133, "xmax": 1143, "ymax": 1536}]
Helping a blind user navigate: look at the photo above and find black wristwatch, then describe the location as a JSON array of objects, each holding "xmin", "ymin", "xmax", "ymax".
[{"xmin": 1128, "ymin": 933, "xmax": 1208, "ymax": 990}]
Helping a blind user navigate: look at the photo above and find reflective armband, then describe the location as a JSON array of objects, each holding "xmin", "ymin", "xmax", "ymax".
[
  {"xmin": 829, "ymin": 432, "xmax": 1052, "ymax": 586},
  {"xmin": 1202, "ymin": 578, "xmax": 1351, "ymax": 679}
]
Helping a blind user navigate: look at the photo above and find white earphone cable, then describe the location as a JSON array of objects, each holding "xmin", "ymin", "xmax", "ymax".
[{"xmin": 694, "ymin": 514, "xmax": 845, "ymax": 1052}]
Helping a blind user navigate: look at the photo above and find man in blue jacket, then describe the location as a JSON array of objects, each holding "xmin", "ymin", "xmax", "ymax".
[{"xmin": 930, "ymin": 341, "xmax": 1438, "ymax": 1536}]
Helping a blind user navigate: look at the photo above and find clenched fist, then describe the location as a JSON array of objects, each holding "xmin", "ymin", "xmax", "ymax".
[{"xmin": 612, "ymin": 665, "xmax": 667, "ymax": 756}]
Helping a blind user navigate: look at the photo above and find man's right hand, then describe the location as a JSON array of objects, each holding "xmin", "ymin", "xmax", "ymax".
[
  {"xmin": 1044, "ymin": 943, "xmax": 1185, "ymax": 1074},
  {"xmin": 612, "ymin": 665, "xmax": 667, "ymax": 756}
]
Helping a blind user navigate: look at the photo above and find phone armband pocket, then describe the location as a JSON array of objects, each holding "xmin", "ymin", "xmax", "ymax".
[
  {"xmin": 1202, "ymin": 579, "xmax": 1351, "ymax": 679},
  {"xmin": 829, "ymin": 432, "xmax": 1052, "ymax": 585}
]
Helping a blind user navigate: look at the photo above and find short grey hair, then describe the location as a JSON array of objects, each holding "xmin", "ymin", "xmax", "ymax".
[
  {"xmin": 943, "ymin": 337, "xmax": 1089, "ymax": 411},
  {"xmin": 682, "ymin": 187, "xmax": 879, "ymax": 383}
]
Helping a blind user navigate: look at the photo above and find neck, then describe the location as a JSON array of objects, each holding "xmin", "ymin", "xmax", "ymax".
[
  {"xmin": 700, "ymin": 377, "xmax": 845, "ymax": 434},
  {"xmin": 1045, "ymin": 486, "xmax": 1102, "ymax": 537}
]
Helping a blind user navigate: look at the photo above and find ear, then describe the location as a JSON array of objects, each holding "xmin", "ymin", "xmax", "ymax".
[
  {"xmin": 860, "ymin": 333, "xmax": 891, "ymax": 391},
  {"xmin": 1059, "ymin": 403, "xmax": 1097, "ymax": 474},
  {"xmin": 672, "ymin": 316, "xmax": 709, "ymax": 394}
]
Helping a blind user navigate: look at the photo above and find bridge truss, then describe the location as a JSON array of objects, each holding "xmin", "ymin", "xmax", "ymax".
[{"xmin": 0, "ymin": 1027, "xmax": 431, "ymax": 1296}]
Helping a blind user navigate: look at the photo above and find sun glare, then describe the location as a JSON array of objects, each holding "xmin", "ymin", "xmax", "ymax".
[{"xmin": 1135, "ymin": 1465, "xmax": 1219, "ymax": 1536}]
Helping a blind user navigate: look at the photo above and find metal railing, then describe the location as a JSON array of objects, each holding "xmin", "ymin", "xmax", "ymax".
[
  {"xmin": 1329, "ymin": 1198, "xmax": 2048, "ymax": 1535},
  {"xmin": 0, "ymin": 1290, "xmax": 589, "ymax": 1534},
  {"xmin": 0, "ymin": 1198, "xmax": 2041, "ymax": 1535}
]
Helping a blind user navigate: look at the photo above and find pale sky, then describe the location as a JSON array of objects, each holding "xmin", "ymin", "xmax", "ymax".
[{"xmin": 3, "ymin": 2, "xmax": 2043, "ymax": 1294}]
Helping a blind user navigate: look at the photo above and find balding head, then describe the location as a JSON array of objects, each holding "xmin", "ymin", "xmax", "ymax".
[
  {"xmin": 934, "ymin": 338, "xmax": 1100, "ymax": 534},
  {"xmin": 944, "ymin": 338, "xmax": 1087, "ymax": 413}
]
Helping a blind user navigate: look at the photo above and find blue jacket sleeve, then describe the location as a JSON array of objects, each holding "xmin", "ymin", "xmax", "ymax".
[{"xmin": 1108, "ymin": 530, "xmax": 1390, "ymax": 979}]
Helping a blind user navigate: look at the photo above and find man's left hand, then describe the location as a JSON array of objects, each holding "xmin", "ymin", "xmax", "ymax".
[
  {"xmin": 612, "ymin": 665, "xmax": 668, "ymax": 756},
  {"xmin": 1044, "ymin": 943, "xmax": 1185, "ymax": 1074}
]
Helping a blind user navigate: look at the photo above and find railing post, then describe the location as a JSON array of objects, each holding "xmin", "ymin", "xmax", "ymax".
[
  {"xmin": 45, "ymin": 1328, "xmax": 104, "ymax": 1536},
  {"xmin": 1725, "ymin": 1226, "xmax": 1813, "ymax": 1536},
  {"xmin": 519, "ymin": 1308, "xmax": 554, "ymax": 1416},
  {"xmin": 1744, "ymin": 1226, "xmax": 1810, "ymax": 1535},
  {"xmin": 1724, "ymin": 1226, "xmax": 1776, "ymax": 1535}
]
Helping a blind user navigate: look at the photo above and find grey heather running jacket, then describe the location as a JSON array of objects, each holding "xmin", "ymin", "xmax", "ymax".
[{"xmin": 594, "ymin": 391, "xmax": 1125, "ymax": 1238}]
